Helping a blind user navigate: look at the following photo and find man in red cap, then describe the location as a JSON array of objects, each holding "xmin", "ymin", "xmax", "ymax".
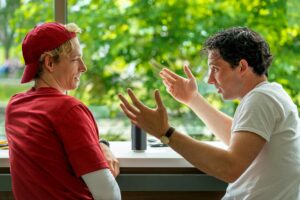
[{"xmin": 5, "ymin": 22, "xmax": 121, "ymax": 200}]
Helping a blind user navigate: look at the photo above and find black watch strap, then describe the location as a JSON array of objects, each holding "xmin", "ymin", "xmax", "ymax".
[
  {"xmin": 165, "ymin": 127, "xmax": 175, "ymax": 138},
  {"xmin": 99, "ymin": 139, "xmax": 110, "ymax": 147}
]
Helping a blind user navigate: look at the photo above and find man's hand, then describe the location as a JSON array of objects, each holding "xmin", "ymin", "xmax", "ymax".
[
  {"xmin": 100, "ymin": 143, "xmax": 120, "ymax": 177},
  {"xmin": 118, "ymin": 89, "xmax": 169, "ymax": 138},
  {"xmin": 160, "ymin": 65, "xmax": 198, "ymax": 106}
]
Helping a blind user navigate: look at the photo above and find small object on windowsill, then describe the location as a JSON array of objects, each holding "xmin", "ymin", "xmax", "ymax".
[
  {"xmin": 149, "ymin": 143, "xmax": 168, "ymax": 147},
  {"xmin": 147, "ymin": 138, "xmax": 158, "ymax": 143},
  {"xmin": 0, "ymin": 140, "xmax": 8, "ymax": 150},
  {"xmin": 131, "ymin": 124, "xmax": 147, "ymax": 151}
]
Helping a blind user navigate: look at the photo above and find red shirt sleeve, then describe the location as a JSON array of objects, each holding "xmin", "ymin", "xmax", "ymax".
[{"xmin": 55, "ymin": 104, "xmax": 109, "ymax": 177}]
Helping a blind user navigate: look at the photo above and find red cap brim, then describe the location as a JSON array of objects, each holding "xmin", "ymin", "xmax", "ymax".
[{"xmin": 20, "ymin": 62, "xmax": 39, "ymax": 83}]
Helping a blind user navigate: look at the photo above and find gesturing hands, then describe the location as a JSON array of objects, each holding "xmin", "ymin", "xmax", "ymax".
[
  {"xmin": 118, "ymin": 65, "xmax": 197, "ymax": 138},
  {"xmin": 118, "ymin": 89, "xmax": 170, "ymax": 139},
  {"xmin": 159, "ymin": 65, "xmax": 198, "ymax": 106}
]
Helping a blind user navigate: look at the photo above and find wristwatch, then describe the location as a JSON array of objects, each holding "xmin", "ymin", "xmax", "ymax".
[
  {"xmin": 99, "ymin": 139, "xmax": 110, "ymax": 147},
  {"xmin": 160, "ymin": 127, "xmax": 175, "ymax": 144}
]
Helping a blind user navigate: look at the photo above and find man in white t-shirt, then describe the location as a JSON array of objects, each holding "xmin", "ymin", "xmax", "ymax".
[{"xmin": 118, "ymin": 27, "xmax": 300, "ymax": 199}]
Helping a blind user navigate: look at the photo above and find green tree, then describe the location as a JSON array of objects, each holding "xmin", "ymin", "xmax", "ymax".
[
  {"xmin": 0, "ymin": 0, "xmax": 53, "ymax": 63},
  {"xmin": 67, "ymin": 0, "xmax": 300, "ymax": 116},
  {"xmin": 0, "ymin": 0, "xmax": 20, "ymax": 60},
  {"xmin": 3, "ymin": 0, "xmax": 300, "ymax": 116}
]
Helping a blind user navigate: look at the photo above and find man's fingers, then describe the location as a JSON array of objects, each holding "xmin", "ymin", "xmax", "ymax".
[
  {"xmin": 162, "ymin": 79, "xmax": 173, "ymax": 88},
  {"xmin": 119, "ymin": 90, "xmax": 147, "ymax": 126},
  {"xmin": 119, "ymin": 104, "xmax": 138, "ymax": 125},
  {"xmin": 109, "ymin": 164, "xmax": 115, "ymax": 177},
  {"xmin": 159, "ymin": 70, "xmax": 177, "ymax": 84},
  {"xmin": 110, "ymin": 163, "xmax": 118, "ymax": 177},
  {"xmin": 127, "ymin": 88, "xmax": 147, "ymax": 110},
  {"xmin": 112, "ymin": 161, "xmax": 120, "ymax": 177},
  {"xmin": 183, "ymin": 65, "xmax": 195, "ymax": 80},
  {"xmin": 154, "ymin": 90, "xmax": 165, "ymax": 109},
  {"xmin": 160, "ymin": 68, "xmax": 179, "ymax": 80},
  {"xmin": 120, "ymin": 103, "xmax": 137, "ymax": 121},
  {"xmin": 118, "ymin": 94, "xmax": 139, "ymax": 115}
]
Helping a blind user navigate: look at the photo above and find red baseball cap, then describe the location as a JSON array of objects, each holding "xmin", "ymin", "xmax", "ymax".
[{"xmin": 21, "ymin": 22, "xmax": 76, "ymax": 83}]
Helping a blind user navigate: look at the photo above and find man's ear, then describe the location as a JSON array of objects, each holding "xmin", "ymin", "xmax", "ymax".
[
  {"xmin": 238, "ymin": 59, "xmax": 249, "ymax": 75},
  {"xmin": 44, "ymin": 54, "xmax": 55, "ymax": 73}
]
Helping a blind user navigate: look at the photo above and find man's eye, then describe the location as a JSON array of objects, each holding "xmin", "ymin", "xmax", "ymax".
[{"xmin": 212, "ymin": 67, "xmax": 219, "ymax": 72}]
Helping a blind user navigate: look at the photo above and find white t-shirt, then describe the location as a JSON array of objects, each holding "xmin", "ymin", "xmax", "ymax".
[{"xmin": 222, "ymin": 82, "xmax": 300, "ymax": 200}]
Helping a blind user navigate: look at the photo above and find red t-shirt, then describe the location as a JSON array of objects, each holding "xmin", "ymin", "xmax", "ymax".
[{"xmin": 5, "ymin": 87, "xmax": 109, "ymax": 200}]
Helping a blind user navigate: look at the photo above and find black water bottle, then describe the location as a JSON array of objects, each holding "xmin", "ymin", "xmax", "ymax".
[{"xmin": 131, "ymin": 124, "xmax": 147, "ymax": 151}]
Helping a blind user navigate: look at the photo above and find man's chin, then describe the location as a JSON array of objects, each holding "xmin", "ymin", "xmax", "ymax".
[
  {"xmin": 221, "ymin": 94, "xmax": 236, "ymax": 101},
  {"xmin": 75, "ymin": 81, "xmax": 80, "ymax": 88},
  {"xmin": 68, "ymin": 83, "xmax": 80, "ymax": 91}
]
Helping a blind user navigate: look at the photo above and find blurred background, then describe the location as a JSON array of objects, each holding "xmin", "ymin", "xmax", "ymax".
[{"xmin": 0, "ymin": 0, "xmax": 299, "ymax": 141}]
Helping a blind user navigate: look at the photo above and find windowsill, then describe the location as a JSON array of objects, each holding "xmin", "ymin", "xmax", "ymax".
[
  {"xmin": 0, "ymin": 141, "xmax": 227, "ymax": 168},
  {"xmin": 0, "ymin": 141, "xmax": 229, "ymax": 193}
]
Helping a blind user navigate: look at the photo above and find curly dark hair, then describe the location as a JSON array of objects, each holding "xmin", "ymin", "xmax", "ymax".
[{"xmin": 202, "ymin": 27, "xmax": 273, "ymax": 76}]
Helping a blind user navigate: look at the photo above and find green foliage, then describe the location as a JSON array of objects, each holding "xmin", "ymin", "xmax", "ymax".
[
  {"xmin": 0, "ymin": 0, "xmax": 53, "ymax": 61},
  {"xmin": 0, "ymin": 80, "xmax": 31, "ymax": 102},
  {"xmin": 65, "ymin": 0, "xmax": 300, "ymax": 117},
  {"xmin": 2, "ymin": 0, "xmax": 300, "ymax": 119},
  {"xmin": 101, "ymin": 132, "xmax": 127, "ymax": 141},
  {"xmin": 0, "ymin": 0, "xmax": 21, "ymax": 59},
  {"xmin": 190, "ymin": 134, "xmax": 215, "ymax": 141}
]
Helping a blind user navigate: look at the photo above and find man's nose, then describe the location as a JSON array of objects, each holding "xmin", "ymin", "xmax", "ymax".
[
  {"xmin": 80, "ymin": 59, "xmax": 87, "ymax": 72},
  {"xmin": 207, "ymin": 72, "xmax": 215, "ymax": 84}
]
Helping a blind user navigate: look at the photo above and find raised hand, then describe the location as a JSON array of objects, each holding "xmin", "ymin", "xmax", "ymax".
[
  {"xmin": 159, "ymin": 65, "xmax": 198, "ymax": 105},
  {"xmin": 118, "ymin": 89, "xmax": 170, "ymax": 139}
]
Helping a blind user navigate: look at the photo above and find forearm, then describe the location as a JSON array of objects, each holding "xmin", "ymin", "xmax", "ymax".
[
  {"xmin": 168, "ymin": 131, "xmax": 238, "ymax": 183},
  {"xmin": 187, "ymin": 92, "xmax": 232, "ymax": 145},
  {"xmin": 82, "ymin": 169, "xmax": 121, "ymax": 200}
]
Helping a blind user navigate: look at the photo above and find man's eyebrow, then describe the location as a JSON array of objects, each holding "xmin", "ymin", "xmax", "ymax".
[
  {"xmin": 208, "ymin": 56, "xmax": 221, "ymax": 66},
  {"xmin": 70, "ymin": 53, "xmax": 82, "ymax": 58},
  {"xmin": 208, "ymin": 61, "xmax": 218, "ymax": 67}
]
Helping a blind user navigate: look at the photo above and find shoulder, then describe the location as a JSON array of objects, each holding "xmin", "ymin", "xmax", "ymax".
[
  {"xmin": 58, "ymin": 95, "xmax": 83, "ymax": 107},
  {"xmin": 54, "ymin": 95, "xmax": 93, "ymax": 118},
  {"xmin": 53, "ymin": 97, "xmax": 96, "ymax": 129},
  {"xmin": 239, "ymin": 84, "xmax": 282, "ymax": 119},
  {"xmin": 245, "ymin": 82, "xmax": 296, "ymax": 114},
  {"xmin": 248, "ymin": 82, "xmax": 288, "ymax": 101}
]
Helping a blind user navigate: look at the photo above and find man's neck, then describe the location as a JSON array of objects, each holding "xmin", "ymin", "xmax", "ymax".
[
  {"xmin": 34, "ymin": 76, "xmax": 66, "ymax": 94},
  {"xmin": 239, "ymin": 75, "xmax": 268, "ymax": 99}
]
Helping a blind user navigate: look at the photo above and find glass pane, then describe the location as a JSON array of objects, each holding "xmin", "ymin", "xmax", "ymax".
[
  {"xmin": 0, "ymin": 0, "xmax": 54, "ymax": 140},
  {"xmin": 67, "ymin": 0, "xmax": 300, "ymax": 142}
]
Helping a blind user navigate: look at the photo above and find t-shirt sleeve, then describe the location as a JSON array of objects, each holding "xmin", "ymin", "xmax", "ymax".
[
  {"xmin": 55, "ymin": 104, "xmax": 109, "ymax": 177},
  {"xmin": 232, "ymin": 92, "xmax": 282, "ymax": 142}
]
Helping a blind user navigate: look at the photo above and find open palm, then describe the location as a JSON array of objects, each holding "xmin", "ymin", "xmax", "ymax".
[
  {"xmin": 159, "ymin": 65, "xmax": 198, "ymax": 105},
  {"xmin": 118, "ymin": 89, "xmax": 170, "ymax": 138}
]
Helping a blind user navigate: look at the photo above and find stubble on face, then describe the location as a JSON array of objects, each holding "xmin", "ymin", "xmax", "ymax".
[{"xmin": 207, "ymin": 50, "xmax": 241, "ymax": 100}]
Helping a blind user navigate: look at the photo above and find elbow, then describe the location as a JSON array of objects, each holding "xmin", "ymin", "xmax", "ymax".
[
  {"xmin": 221, "ymin": 166, "xmax": 244, "ymax": 183},
  {"xmin": 93, "ymin": 183, "xmax": 121, "ymax": 200},
  {"xmin": 223, "ymin": 173, "xmax": 239, "ymax": 183}
]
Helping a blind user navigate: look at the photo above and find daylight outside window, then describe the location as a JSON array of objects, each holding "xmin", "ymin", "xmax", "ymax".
[
  {"xmin": 1, "ymin": 0, "xmax": 300, "ymax": 142},
  {"xmin": 0, "ymin": 0, "xmax": 54, "ymax": 141}
]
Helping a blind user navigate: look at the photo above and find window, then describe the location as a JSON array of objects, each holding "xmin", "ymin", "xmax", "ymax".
[
  {"xmin": 0, "ymin": 0, "xmax": 53, "ymax": 140},
  {"xmin": 1, "ymin": 0, "xmax": 299, "ymax": 142}
]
